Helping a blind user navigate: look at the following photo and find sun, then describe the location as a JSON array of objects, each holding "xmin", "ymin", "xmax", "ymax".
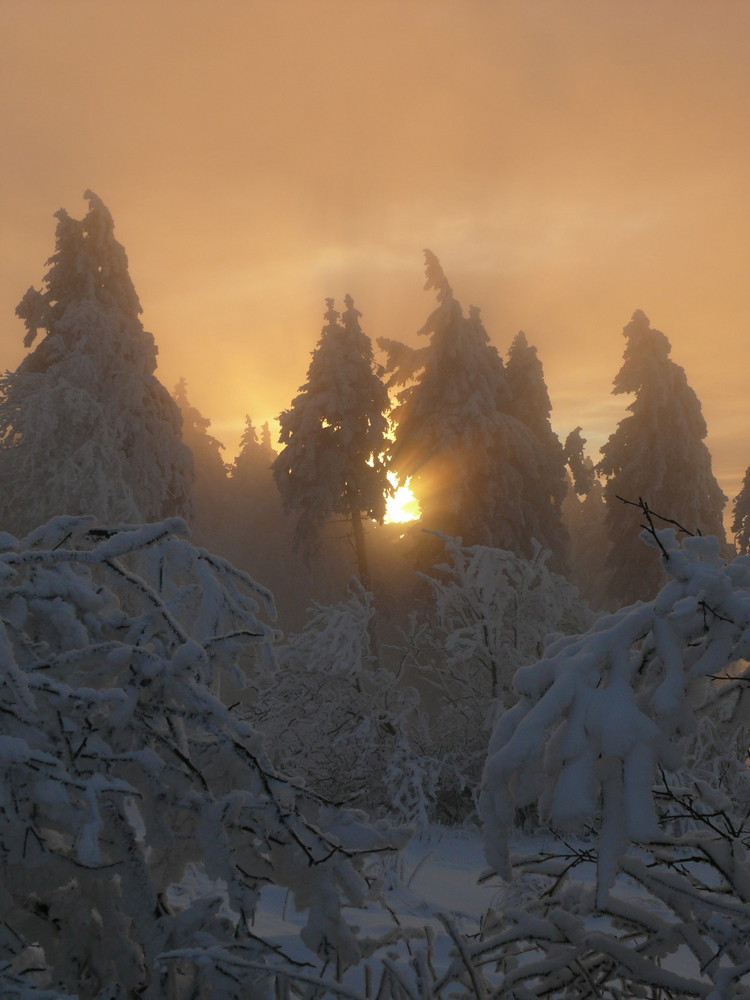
[{"xmin": 384, "ymin": 478, "xmax": 421, "ymax": 524}]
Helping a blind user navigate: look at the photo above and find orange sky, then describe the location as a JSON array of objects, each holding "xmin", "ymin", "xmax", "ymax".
[{"xmin": 2, "ymin": 0, "xmax": 749, "ymax": 518}]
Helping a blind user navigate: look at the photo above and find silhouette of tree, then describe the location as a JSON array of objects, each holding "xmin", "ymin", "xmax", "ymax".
[
  {"xmin": 598, "ymin": 310, "xmax": 726, "ymax": 604},
  {"xmin": 504, "ymin": 330, "xmax": 568, "ymax": 567},
  {"xmin": 380, "ymin": 252, "xmax": 552, "ymax": 565},
  {"xmin": 273, "ymin": 296, "xmax": 390, "ymax": 586},
  {"xmin": 731, "ymin": 464, "xmax": 750, "ymax": 554},
  {"xmin": 173, "ymin": 377, "xmax": 231, "ymax": 548}
]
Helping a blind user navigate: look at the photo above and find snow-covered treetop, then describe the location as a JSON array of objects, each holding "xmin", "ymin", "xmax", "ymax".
[
  {"xmin": 273, "ymin": 296, "xmax": 391, "ymax": 554},
  {"xmin": 732, "ymin": 464, "xmax": 750, "ymax": 554},
  {"xmin": 1, "ymin": 193, "xmax": 192, "ymax": 534},
  {"xmin": 380, "ymin": 252, "xmax": 568, "ymax": 560},
  {"xmin": 17, "ymin": 190, "xmax": 143, "ymax": 356},
  {"xmin": 597, "ymin": 310, "xmax": 726, "ymax": 604},
  {"xmin": 612, "ymin": 308, "xmax": 673, "ymax": 396},
  {"xmin": 563, "ymin": 426, "xmax": 595, "ymax": 496},
  {"xmin": 380, "ymin": 252, "xmax": 509, "ymax": 487}
]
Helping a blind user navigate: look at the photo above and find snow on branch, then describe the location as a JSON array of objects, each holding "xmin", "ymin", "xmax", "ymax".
[
  {"xmin": 478, "ymin": 527, "xmax": 750, "ymax": 998},
  {"xmin": 0, "ymin": 518, "xmax": 407, "ymax": 999}
]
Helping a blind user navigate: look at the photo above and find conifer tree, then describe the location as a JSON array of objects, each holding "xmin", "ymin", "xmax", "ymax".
[
  {"xmin": 504, "ymin": 330, "xmax": 568, "ymax": 565},
  {"xmin": 563, "ymin": 425, "xmax": 595, "ymax": 497},
  {"xmin": 380, "ymin": 252, "xmax": 550, "ymax": 563},
  {"xmin": 272, "ymin": 296, "xmax": 390, "ymax": 586},
  {"xmin": 731, "ymin": 465, "xmax": 750, "ymax": 554},
  {"xmin": 598, "ymin": 309, "xmax": 726, "ymax": 604},
  {"xmin": 0, "ymin": 191, "xmax": 192, "ymax": 536},
  {"xmin": 172, "ymin": 378, "xmax": 231, "ymax": 548},
  {"xmin": 234, "ymin": 415, "xmax": 276, "ymax": 488}
]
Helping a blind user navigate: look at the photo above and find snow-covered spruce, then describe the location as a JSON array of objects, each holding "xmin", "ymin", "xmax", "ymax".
[
  {"xmin": 732, "ymin": 464, "xmax": 750, "ymax": 556},
  {"xmin": 1, "ymin": 192, "xmax": 192, "ymax": 536},
  {"xmin": 479, "ymin": 527, "xmax": 750, "ymax": 999},
  {"xmin": 273, "ymin": 296, "xmax": 390, "ymax": 585},
  {"xmin": 0, "ymin": 518, "xmax": 406, "ymax": 999},
  {"xmin": 380, "ymin": 252, "xmax": 567, "ymax": 568},
  {"xmin": 598, "ymin": 309, "xmax": 726, "ymax": 605},
  {"xmin": 172, "ymin": 377, "xmax": 232, "ymax": 548}
]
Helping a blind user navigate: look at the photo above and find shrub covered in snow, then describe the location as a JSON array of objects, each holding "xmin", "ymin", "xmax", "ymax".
[
  {"xmin": 402, "ymin": 536, "xmax": 591, "ymax": 822},
  {"xmin": 0, "ymin": 518, "xmax": 406, "ymax": 999},
  {"xmin": 478, "ymin": 526, "xmax": 750, "ymax": 999},
  {"xmin": 249, "ymin": 582, "xmax": 438, "ymax": 835}
]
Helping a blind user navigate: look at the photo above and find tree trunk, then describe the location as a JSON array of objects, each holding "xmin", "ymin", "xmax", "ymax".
[
  {"xmin": 350, "ymin": 507, "xmax": 371, "ymax": 591},
  {"xmin": 350, "ymin": 507, "xmax": 380, "ymax": 666}
]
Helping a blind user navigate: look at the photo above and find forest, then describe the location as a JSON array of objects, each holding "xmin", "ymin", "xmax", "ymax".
[{"xmin": 0, "ymin": 193, "xmax": 748, "ymax": 999}]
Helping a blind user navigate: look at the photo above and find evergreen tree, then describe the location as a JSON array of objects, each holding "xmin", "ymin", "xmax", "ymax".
[
  {"xmin": 233, "ymin": 414, "xmax": 276, "ymax": 490},
  {"xmin": 563, "ymin": 425, "xmax": 595, "ymax": 496},
  {"xmin": 731, "ymin": 465, "xmax": 750, "ymax": 554},
  {"xmin": 380, "ymin": 252, "xmax": 549, "ymax": 563},
  {"xmin": 172, "ymin": 377, "xmax": 231, "ymax": 549},
  {"xmin": 598, "ymin": 309, "xmax": 726, "ymax": 604},
  {"xmin": 504, "ymin": 330, "xmax": 568, "ymax": 565},
  {"xmin": 562, "ymin": 459, "xmax": 609, "ymax": 607},
  {"xmin": 0, "ymin": 191, "xmax": 191, "ymax": 535},
  {"xmin": 272, "ymin": 296, "xmax": 390, "ymax": 586}
]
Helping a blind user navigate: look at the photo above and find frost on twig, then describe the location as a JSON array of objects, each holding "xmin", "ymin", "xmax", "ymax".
[
  {"xmin": 479, "ymin": 528, "xmax": 750, "ymax": 998},
  {"xmin": 0, "ymin": 517, "xmax": 407, "ymax": 1000}
]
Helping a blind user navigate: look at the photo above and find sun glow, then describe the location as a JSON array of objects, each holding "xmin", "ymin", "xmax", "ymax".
[{"xmin": 384, "ymin": 478, "xmax": 421, "ymax": 524}]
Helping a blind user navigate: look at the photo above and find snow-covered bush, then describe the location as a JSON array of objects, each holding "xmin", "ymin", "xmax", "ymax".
[
  {"xmin": 0, "ymin": 518, "xmax": 406, "ymax": 999},
  {"xmin": 476, "ymin": 527, "xmax": 750, "ymax": 998},
  {"xmin": 403, "ymin": 536, "xmax": 591, "ymax": 821},
  {"xmin": 250, "ymin": 582, "xmax": 438, "ymax": 834}
]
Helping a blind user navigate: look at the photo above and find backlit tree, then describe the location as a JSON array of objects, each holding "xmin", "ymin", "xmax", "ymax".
[
  {"xmin": 272, "ymin": 296, "xmax": 390, "ymax": 586},
  {"xmin": 380, "ymin": 252, "xmax": 549, "ymax": 565},
  {"xmin": 731, "ymin": 464, "xmax": 750, "ymax": 554},
  {"xmin": 173, "ymin": 377, "xmax": 231, "ymax": 549},
  {"xmin": 597, "ymin": 309, "xmax": 726, "ymax": 604},
  {"xmin": 504, "ymin": 330, "xmax": 568, "ymax": 567}
]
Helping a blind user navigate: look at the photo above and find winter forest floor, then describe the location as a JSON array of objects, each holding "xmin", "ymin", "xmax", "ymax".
[{"xmin": 176, "ymin": 824, "xmax": 702, "ymax": 997}]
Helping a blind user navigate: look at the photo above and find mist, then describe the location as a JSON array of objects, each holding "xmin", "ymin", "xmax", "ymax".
[{"xmin": 2, "ymin": 0, "xmax": 749, "ymax": 498}]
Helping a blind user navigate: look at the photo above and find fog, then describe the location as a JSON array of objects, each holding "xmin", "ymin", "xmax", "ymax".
[{"xmin": 2, "ymin": 0, "xmax": 749, "ymax": 501}]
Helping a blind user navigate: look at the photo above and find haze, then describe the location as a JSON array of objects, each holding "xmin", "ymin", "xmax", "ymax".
[{"xmin": 2, "ymin": 0, "xmax": 749, "ymax": 507}]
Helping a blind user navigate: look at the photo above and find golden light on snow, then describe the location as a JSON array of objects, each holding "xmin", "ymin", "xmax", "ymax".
[{"xmin": 385, "ymin": 479, "xmax": 421, "ymax": 524}]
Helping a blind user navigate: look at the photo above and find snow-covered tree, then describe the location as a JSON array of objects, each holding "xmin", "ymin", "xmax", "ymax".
[
  {"xmin": 273, "ymin": 297, "xmax": 390, "ymax": 586},
  {"xmin": 402, "ymin": 536, "xmax": 591, "ymax": 821},
  {"xmin": 248, "ymin": 583, "xmax": 437, "ymax": 834},
  {"xmin": 504, "ymin": 331, "xmax": 568, "ymax": 567},
  {"xmin": 234, "ymin": 415, "xmax": 275, "ymax": 486},
  {"xmin": 227, "ymin": 416, "xmax": 347, "ymax": 632},
  {"xmin": 731, "ymin": 464, "xmax": 750, "ymax": 554},
  {"xmin": 562, "ymin": 429, "xmax": 608, "ymax": 606},
  {"xmin": 380, "ymin": 253, "xmax": 550, "ymax": 566},
  {"xmin": 173, "ymin": 377, "xmax": 232, "ymax": 549},
  {"xmin": 563, "ymin": 426, "xmax": 595, "ymax": 498},
  {"xmin": 0, "ymin": 516, "xmax": 406, "ymax": 999},
  {"xmin": 477, "ymin": 525, "xmax": 750, "ymax": 999},
  {"xmin": 598, "ymin": 309, "xmax": 726, "ymax": 605},
  {"xmin": 0, "ymin": 192, "xmax": 192, "ymax": 535}
]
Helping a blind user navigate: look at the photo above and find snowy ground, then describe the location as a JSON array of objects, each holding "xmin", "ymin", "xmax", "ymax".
[
  {"xmin": 173, "ymin": 824, "xmax": 711, "ymax": 996},
  {"xmin": 254, "ymin": 825, "xmax": 498, "ymax": 951},
  {"xmin": 172, "ymin": 825, "xmax": 499, "ymax": 988}
]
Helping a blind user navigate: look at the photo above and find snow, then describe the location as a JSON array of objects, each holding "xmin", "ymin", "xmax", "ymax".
[{"xmin": 180, "ymin": 827, "xmax": 503, "ymax": 977}]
